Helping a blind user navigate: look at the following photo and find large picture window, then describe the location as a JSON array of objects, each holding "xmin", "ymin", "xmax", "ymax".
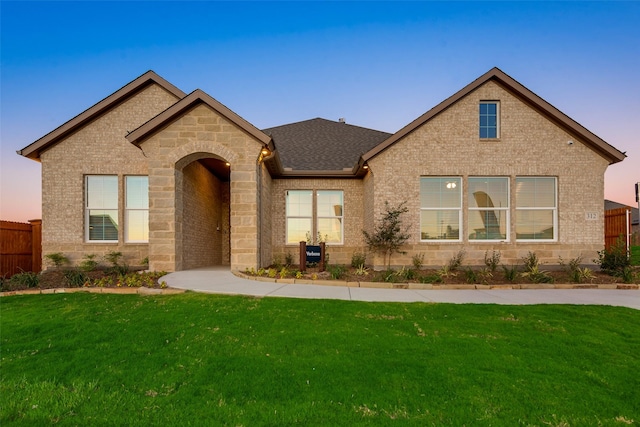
[
  {"xmin": 125, "ymin": 176, "xmax": 149, "ymax": 243},
  {"xmin": 420, "ymin": 177, "xmax": 462, "ymax": 241},
  {"xmin": 468, "ymin": 177, "xmax": 509, "ymax": 241},
  {"xmin": 86, "ymin": 175, "xmax": 118, "ymax": 242},
  {"xmin": 286, "ymin": 190, "xmax": 344, "ymax": 245},
  {"xmin": 515, "ymin": 177, "xmax": 557, "ymax": 241}
]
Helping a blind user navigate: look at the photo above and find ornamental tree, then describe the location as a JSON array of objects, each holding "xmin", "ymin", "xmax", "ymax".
[{"xmin": 362, "ymin": 201, "xmax": 411, "ymax": 270}]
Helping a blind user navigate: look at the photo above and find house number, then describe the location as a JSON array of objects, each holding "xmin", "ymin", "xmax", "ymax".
[{"xmin": 585, "ymin": 212, "xmax": 598, "ymax": 220}]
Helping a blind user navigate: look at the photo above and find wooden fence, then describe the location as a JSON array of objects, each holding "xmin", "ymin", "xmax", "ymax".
[
  {"xmin": 1, "ymin": 220, "xmax": 42, "ymax": 277},
  {"xmin": 604, "ymin": 208, "xmax": 630, "ymax": 251}
]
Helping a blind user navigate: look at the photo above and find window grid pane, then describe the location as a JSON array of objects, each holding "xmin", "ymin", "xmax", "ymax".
[
  {"xmin": 516, "ymin": 177, "xmax": 557, "ymax": 241},
  {"xmin": 86, "ymin": 176, "xmax": 118, "ymax": 241},
  {"xmin": 468, "ymin": 177, "xmax": 509, "ymax": 241},
  {"xmin": 420, "ymin": 177, "xmax": 462, "ymax": 241},
  {"xmin": 479, "ymin": 102, "xmax": 498, "ymax": 139},
  {"xmin": 125, "ymin": 176, "xmax": 149, "ymax": 242}
]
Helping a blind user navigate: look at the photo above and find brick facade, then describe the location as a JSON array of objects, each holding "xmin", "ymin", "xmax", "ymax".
[
  {"xmin": 26, "ymin": 70, "xmax": 623, "ymax": 273},
  {"xmin": 364, "ymin": 81, "xmax": 609, "ymax": 267},
  {"xmin": 39, "ymin": 84, "xmax": 180, "ymax": 268}
]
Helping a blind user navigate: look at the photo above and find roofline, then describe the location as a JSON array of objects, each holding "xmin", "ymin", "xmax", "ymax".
[
  {"xmin": 17, "ymin": 71, "xmax": 186, "ymax": 160},
  {"xmin": 274, "ymin": 169, "xmax": 363, "ymax": 178},
  {"xmin": 362, "ymin": 67, "xmax": 626, "ymax": 165},
  {"xmin": 126, "ymin": 89, "xmax": 271, "ymax": 146}
]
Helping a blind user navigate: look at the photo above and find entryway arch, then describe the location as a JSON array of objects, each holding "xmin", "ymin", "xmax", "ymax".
[{"xmin": 174, "ymin": 151, "xmax": 231, "ymax": 270}]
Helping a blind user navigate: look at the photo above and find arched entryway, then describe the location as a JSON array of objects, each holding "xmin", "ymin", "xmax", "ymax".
[{"xmin": 175, "ymin": 152, "xmax": 231, "ymax": 269}]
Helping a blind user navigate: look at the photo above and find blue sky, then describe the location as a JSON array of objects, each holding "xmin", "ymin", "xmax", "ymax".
[{"xmin": 1, "ymin": 1, "xmax": 639, "ymax": 221}]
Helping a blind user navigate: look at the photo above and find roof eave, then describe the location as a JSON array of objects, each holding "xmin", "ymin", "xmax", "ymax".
[
  {"xmin": 126, "ymin": 89, "xmax": 271, "ymax": 147},
  {"xmin": 18, "ymin": 71, "xmax": 186, "ymax": 160},
  {"xmin": 362, "ymin": 67, "xmax": 626, "ymax": 165}
]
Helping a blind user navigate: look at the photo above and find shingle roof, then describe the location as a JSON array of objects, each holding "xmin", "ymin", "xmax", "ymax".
[{"xmin": 262, "ymin": 118, "xmax": 391, "ymax": 171}]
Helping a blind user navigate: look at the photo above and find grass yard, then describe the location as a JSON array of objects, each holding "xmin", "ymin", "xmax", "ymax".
[
  {"xmin": 632, "ymin": 245, "xmax": 640, "ymax": 266},
  {"xmin": 1, "ymin": 293, "xmax": 639, "ymax": 426}
]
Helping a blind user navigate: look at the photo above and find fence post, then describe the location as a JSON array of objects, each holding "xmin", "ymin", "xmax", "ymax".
[
  {"xmin": 319, "ymin": 242, "xmax": 326, "ymax": 272},
  {"xmin": 299, "ymin": 241, "xmax": 306, "ymax": 272},
  {"xmin": 29, "ymin": 219, "xmax": 42, "ymax": 273}
]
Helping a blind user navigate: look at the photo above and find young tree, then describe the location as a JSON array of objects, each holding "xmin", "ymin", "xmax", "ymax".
[{"xmin": 362, "ymin": 201, "xmax": 411, "ymax": 269}]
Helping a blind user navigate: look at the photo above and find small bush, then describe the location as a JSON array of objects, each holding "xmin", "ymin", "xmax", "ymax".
[
  {"xmin": 447, "ymin": 250, "xmax": 465, "ymax": 271},
  {"xmin": 395, "ymin": 266, "xmax": 415, "ymax": 281},
  {"xmin": 412, "ymin": 253, "xmax": 425, "ymax": 270},
  {"xmin": 502, "ymin": 265, "xmax": 519, "ymax": 282},
  {"xmin": 420, "ymin": 274, "xmax": 442, "ymax": 284},
  {"xmin": 8, "ymin": 271, "xmax": 39, "ymax": 288},
  {"xmin": 63, "ymin": 270, "xmax": 88, "ymax": 287},
  {"xmin": 559, "ymin": 256, "xmax": 594, "ymax": 283},
  {"xmin": 522, "ymin": 251, "xmax": 540, "ymax": 272},
  {"xmin": 354, "ymin": 264, "xmax": 369, "ymax": 277},
  {"xmin": 141, "ymin": 257, "xmax": 149, "ymax": 267},
  {"xmin": 484, "ymin": 250, "xmax": 501, "ymax": 273},
  {"xmin": 45, "ymin": 252, "xmax": 69, "ymax": 269},
  {"xmin": 104, "ymin": 251, "xmax": 123, "ymax": 267},
  {"xmin": 464, "ymin": 267, "xmax": 478, "ymax": 284},
  {"xmin": 351, "ymin": 252, "xmax": 366, "ymax": 268},
  {"xmin": 329, "ymin": 265, "xmax": 346, "ymax": 280},
  {"xmin": 284, "ymin": 252, "xmax": 294, "ymax": 267},
  {"xmin": 595, "ymin": 238, "xmax": 630, "ymax": 275},
  {"xmin": 279, "ymin": 267, "xmax": 289, "ymax": 279},
  {"xmin": 80, "ymin": 254, "xmax": 99, "ymax": 272}
]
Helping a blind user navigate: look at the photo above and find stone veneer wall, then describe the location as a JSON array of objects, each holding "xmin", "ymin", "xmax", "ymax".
[
  {"xmin": 259, "ymin": 163, "xmax": 273, "ymax": 268},
  {"xmin": 270, "ymin": 178, "xmax": 365, "ymax": 266},
  {"xmin": 366, "ymin": 80, "xmax": 610, "ymax": 268},
  {"xmin": 140, "ymin": 103, "xmax": 263, "ymax": 272},
  {"xmin": 181, "ymin": 161, "xmax": 228, "ymax": 269},
  {"xmin": 39, "ymin": 84, "xmax": 180, "ymax": 269}
]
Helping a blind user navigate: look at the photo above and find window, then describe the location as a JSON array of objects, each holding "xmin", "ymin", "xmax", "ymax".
[
  {"xmin": 468, "ymin": 177, "xmax": 509, "ymax": 241},
  {"xmin": 125, "ymin": 176, "xmax": 149, "ymax": 243},
  {"xmin": 286, "ymin": 190, "xmax": 313, "ymax": 245},
  {"xmin": 515, "ymin": 177, "xmax": 557, "ymax": 241},
  {"xmin": 479, "ymin": 101, "xmax": 499, "ymax": 138},
  {"xmin": 420, "ymin": 177, "xmax": 461, "ymax": 241},
  {"xmin": 317, "ymin": 190, "xmax": 343, "ymax": 244},
  {"xmin": 286, "ymin": 190, "xmax": 344, "ymax": 245},
  {"xmin": 86, "ymin": 175, "xmax": 118, "ymax": 242}
]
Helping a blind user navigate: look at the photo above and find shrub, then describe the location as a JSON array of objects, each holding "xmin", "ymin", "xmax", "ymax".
[
  {"xmin": 420, "ymin": 274, "xmax": 442, "ymax": 284},
  {"xmin": 484, "ymin": 250, "xmax": 501, "ymax": 273},
  {"xmin": 362, "ymin": 201, "xmax": 410, "ymax": 269},
  {"xmin": 395, "ymin": 266, "xmax": 415, "ymax": 281},
  {"xmin": 412, "ymin": 253, "xmax": 425, "ymax": 270},
  {"xmin": 502, "ymin": 265, "xmax": 519, "ymax": 282},
  {"xmin": 522, "ymin": 251, "xmax": 540, "ymax": 272},
  {"xmin": 354, "ymin": 264, "xmax": 370, "ymax": 276},
  {"xmin": 559, "ymin": 255, "xmax": 594, "ymax": 283},
  {"xmin": 351, "ymin": 252, "xmax": 366, "ymax": 268},
  {"xmin": 45, "ymin": 252, "xmax": 69, "ymax": 269},
  {"xmin": 285, "ymin": 252, "xmax": 294, "ymax": 267},
  {"xmin": 595, "ymin": 238, "xmax": 630, "ymax": 275},
  {"xmin": 328, "ymin": 265, "xmax": 346, "ymax": 280},
  {"xmin": 80, "ymin": 254, "xmax": 99, "ymax": 272},
  {"xmin": 8, "ymin": 271, "xmax": 39, "ymax": 289},
  {"xmin": 63, "ymin": 270, "xmax": 88, "ymax": 287},
  {"xmin": 464, "ymin": 267, "xmax": 478, "ymax": 284},
  {"xmin": 447, "ymin": 250, "xmax": 465, "ymax": 272}
]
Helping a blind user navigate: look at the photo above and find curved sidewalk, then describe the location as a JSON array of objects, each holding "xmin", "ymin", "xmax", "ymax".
[{"xmin": 162, "ymin": 267, "xmax": 640, "ymax": 310}]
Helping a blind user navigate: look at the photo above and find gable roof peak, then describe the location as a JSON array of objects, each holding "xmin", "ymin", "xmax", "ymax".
[{"xmin": 18, "ymin": 70, "xmax": 186, "ymax": 160}]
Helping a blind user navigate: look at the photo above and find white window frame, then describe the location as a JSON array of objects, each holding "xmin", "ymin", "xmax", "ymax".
[
  {"xmin": 468, "ymin": 177, "xmax": 510, "ymax": 242},
  {"xmin": 420, "ymin": 177, "xmax": 463, "ymax": 242},
  {"xmin": 85, "ymin": 175, "xmax": 119, "ymax": 243},
  {"xmin": 125, "ymin": 175, "xmax": 149, "ymax": 243},
  {"xmin": 515, "ymin": 176, "xmax": 558, "ymax": 242},
  {"xmin": 316, "ymin": 190, "xmax": 344, "ymax": 245},
  {"xmin": 285, "ymin": 190, "xmax": 313, "ymax": 245},
  {"xmin": 285, "ymin": 190, "xmax": 344, "ymax": 245}
]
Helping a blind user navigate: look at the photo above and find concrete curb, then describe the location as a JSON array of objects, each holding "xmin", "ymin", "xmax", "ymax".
[
  {"xmin": 232, "ymin": 271, "xmax": 639, "ymax": 291},
  {"xmin": 0, "ymin": 287, "xmax": 186, "ymax": 297}
]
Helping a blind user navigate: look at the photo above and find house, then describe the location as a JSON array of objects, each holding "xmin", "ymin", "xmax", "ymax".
[{"xmin": 18, "ymin": 68, "xmax": 626, "ymax": 272}]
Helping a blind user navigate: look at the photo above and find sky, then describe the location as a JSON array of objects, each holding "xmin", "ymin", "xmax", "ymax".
[{"xmin": 1, "ymin": 1, "xmax": 639, "ymax": 222}]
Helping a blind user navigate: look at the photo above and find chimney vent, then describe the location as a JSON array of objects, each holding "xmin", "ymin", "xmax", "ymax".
[{"xmin": 338, "ymin": 118, "xmax": 345, "ymax": 123}]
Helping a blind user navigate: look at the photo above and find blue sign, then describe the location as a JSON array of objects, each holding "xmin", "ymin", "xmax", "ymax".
[{"xmin": 305, "ymin": 245, "xmax": 321, "ymax": 263}]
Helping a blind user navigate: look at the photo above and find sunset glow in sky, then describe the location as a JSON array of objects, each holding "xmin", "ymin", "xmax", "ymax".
[{"xmin": 1, "ymin": 1, "xmax": 638, "ymax": 222}]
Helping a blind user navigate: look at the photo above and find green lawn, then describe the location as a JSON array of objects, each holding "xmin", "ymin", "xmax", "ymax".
[
  {"xmin": 1, "ymin": 293, "xmax": 639, "ymax": 426},
  {"xmin": 631, "ymin": 245, "xmax": 640, "ymax": 266}
]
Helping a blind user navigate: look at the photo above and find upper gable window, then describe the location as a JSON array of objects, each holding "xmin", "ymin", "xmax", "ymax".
[{"xmin": 479, "ymin": 101, "xmax": 499, "ymax": 139}]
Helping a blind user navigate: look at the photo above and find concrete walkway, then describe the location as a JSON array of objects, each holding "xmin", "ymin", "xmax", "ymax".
[{"xmin": 162, "ymin": 267, "xmax": 640, "ymax": 310}]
